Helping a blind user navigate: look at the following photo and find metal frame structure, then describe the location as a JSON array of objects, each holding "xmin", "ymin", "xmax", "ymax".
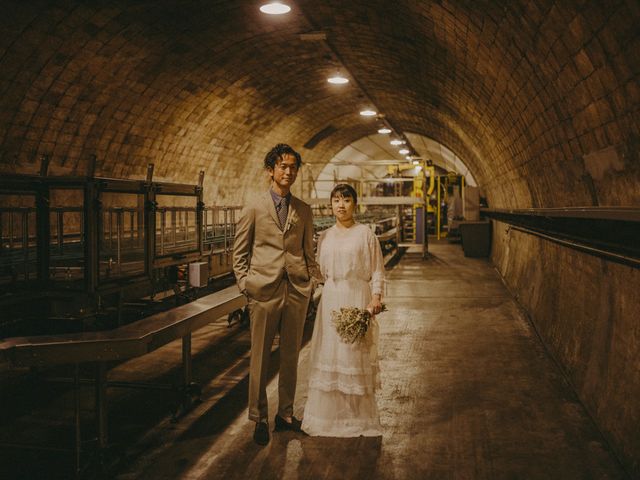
[{"xmin": 0, "ymin": 164, "xmax": 210, "ymax": 299}]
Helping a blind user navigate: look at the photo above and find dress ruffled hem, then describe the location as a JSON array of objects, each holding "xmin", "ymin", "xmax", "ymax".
[
  {"xmin": 308, "ymin": 378, "xmax": 376, "ymax": 395},
  {"xmin": 310, "ymin": 361, "xmax": 377, "ymax": 376},
  {"xmin": 302, "ymin": 412, "xmax": 382, "ymax": 438},
  {"xmin": 307, "ymin": 366, "xmax": 381, "ymax": 395}
]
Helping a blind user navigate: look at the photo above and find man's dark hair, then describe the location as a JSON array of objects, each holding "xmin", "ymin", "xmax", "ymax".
[
  {"xmin": 264, "ymin": 143, "xmax": 302, "ymax": 170},
  {"xmin": 330, "ymin": 183, "xmax": 358, "ymax": 205}
]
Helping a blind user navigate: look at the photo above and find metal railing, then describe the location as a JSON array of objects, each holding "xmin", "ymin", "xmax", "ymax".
[
  {"xmin": 0, "ymin": 207, "xmax": 35, "ymax": 282},
  {"xmin": 203, "ymin": 206, "xmax": 241, "ymax": 254},
  {"xmin": 482, "ymin": 207, "xmax": 640, "ymax": 268}
]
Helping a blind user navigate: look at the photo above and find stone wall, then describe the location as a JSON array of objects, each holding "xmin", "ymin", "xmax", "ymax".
[{"xmin": 492, "ymin": 221, "xmax": 640, "ymax": 475}]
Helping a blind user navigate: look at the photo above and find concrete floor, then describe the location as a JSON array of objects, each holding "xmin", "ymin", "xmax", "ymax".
[{"xmin": 1, "ymin": 242, "xmax": 629, "ymax": 479}]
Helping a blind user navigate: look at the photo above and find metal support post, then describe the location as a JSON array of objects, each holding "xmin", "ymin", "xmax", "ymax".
[
  {"xmin": 95, "ymin": 362, "xmax": 108, "ymax": 461},
  {"xmin": 108, "ymin": 210, "xmax": 113, "ymax": 250},
  {"xmin": 223, "ymin": 208, "xmax": 229, "ymax": 254},
  {"xmin": 197, "ymin": 171, "xmax": 204, "ymax": 254},
  {"xmin": 137, "ymin": 194, "xmax": 145, "ymax": 249},
  {"xmin": 74, "ymin": 363, "xmax": 82, "ymax": 478},
  {"xmin": 160, "ymin": 210, "xmax": 166, "ymax": 255},
  {"xmin": 396, "ymin": 206, "xmax": 402, "ymax": 245},
  {"xmin": 176, "ymin": 332, "xmax": 201, "ymax": 419},
  {"xmin": 185, "ymin": 210, "xmax": 190, "ymax": 242},
  {"xmin": 461, "ymin": 176, "xmax": 466, "ymax": 219},
  {"xmin": 84, "ymin": 181, "xmax": 99, "ymax": 293},
  {"xmin": 57, "ymin": 210, "xmax": 64, "ymax": 254},
  {"xmin": 8, "ymin": 211, "xmax": 14, "ymax": 249},
  {"xmin": 182, "ymin": 333, "xmax": 192, "ymax": 391},
  {"xmin": 116, "ymin": 210, "xmax": 123, "ymax": 274},
  {"xmin": 36, "ymin": 184, "xmax": 50, "ymax": 283},
  {"xmin": 117, "ymin": 289, "xmax": 123, "ymax": 326},
  {"xmin": 436, "ymin": 176, "xmax": 441, "ymax": 240},
  {"xmin": 129, "ymin": 210, "xmax": 135, "ymax": 245},
  {"xmin": 145, "ymin": 186, "xmax": 156, "ymax": 277},
  {"xmin": 172, "ymin": 210, "xmax": 177, "ymax": 247},
  {"xmin": 22, "ymin": 210, "xmax": 29, "ymax": 279}
]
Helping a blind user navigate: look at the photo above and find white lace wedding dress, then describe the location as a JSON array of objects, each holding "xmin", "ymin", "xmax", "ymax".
[{"xmin": 302, "ymin": 223, "xmax": 385, "ymax": 437}]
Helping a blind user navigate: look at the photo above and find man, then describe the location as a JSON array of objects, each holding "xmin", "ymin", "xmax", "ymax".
[{"xmin": 233, "ymin": 143, "xmax": 322, "ymax": 445}]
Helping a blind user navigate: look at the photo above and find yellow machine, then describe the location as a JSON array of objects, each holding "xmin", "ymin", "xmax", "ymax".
[
  {"xmin": 434, "ymin": 172, "xmax": 465, "ymax": 240},
  {"xmin": 384, "ymin": 161, "xmax": 435, "ymax": 245}
]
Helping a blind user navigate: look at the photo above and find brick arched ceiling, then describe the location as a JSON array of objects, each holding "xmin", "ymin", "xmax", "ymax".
[{"xmin": 0, "ymin": 1, "xmax": 638, "ymax": 207}]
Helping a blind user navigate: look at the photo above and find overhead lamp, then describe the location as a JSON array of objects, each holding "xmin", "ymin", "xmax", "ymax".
[
  {"xmin": 405, "ymin": 156, "xmax": 412, "ymax": 161},
  {"xmin": 378, "ymin": 127, "xmax": 392, "ymax": 134},
  {"xmin": 390, "ymin": 139, "xmax": 403, "ymax": 146},
  {"xmin": 260, "ymin": 2, "xmax": 291, "ymax": 14},
  {"xmin": 412, "ymin": 160, "xmax": 420, "ymax": 165},
  {"xmin": 399, "ymin": 148, "xmax": 410, "ymax": 155},
  {"xmin": 360, "ymin": 109, "xmax": 377, "ymax": 116},
  {"xmin": 328, "ymin": 75, "xmax": 349, "ymax": 84}
]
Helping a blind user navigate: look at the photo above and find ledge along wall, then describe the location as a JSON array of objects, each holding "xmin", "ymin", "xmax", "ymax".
[{"xmin": 491, "ymin": 222, "xmax": 640, "ymax": 475}]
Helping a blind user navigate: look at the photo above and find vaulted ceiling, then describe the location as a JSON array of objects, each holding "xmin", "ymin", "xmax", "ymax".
[{"xmin": 1, "ymin": 1, "xmax": 638, "ymax": 207}]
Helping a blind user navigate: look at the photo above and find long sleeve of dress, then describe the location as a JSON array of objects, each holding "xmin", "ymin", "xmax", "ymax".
[{"xmin": 368, "ymin": 229, "xmax": 385, "ymax": 296}]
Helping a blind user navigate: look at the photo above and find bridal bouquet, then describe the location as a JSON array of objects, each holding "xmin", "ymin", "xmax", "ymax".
[{"xmin": 331, "ymin": 305, "xmax": 387, "ymax": 344}]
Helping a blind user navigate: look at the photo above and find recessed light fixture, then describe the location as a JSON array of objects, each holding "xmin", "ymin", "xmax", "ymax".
[
  {"xmin": 390, "ymin": 139, "xmax": 403, "ymax": 146},
  {"xmin": 399, "ymin": 148, "xmax": 410, "ymax": 155},
  {"xmin": 327, "ymin": 75, "xmax": 349, "ymax": 84},
  {"xmin": 360, "ymin": 109, "xmax": 377, "ymax": 116},
  {"xmin": 378, "ymin": 127, "xmax": 392, "ymax": 134},
  {"xmin": 260, "ymin": 2, "xmax": 291, "ymax": 14}
]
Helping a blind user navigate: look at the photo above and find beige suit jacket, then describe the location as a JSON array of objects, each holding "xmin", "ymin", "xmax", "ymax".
[{"xmin": 233, "ymin": 191, "xmax": 322, "ymax": 302}]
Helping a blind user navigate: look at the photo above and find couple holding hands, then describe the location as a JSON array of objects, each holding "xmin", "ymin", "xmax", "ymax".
[{"xmin": 233, "ymin": 144, "xmax": 385, "ymax": 445}]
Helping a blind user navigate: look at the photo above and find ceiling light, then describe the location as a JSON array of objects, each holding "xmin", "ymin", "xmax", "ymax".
[
  {"xmin": 405, "ymin": 156, "xmax": 412, "ymax": 161},
  {"xmin": 327, "ymin": 75, "xmax": 349, "ymax": 84},
  {"xmin": 390, "ymin": 139, "xmax": 403, "ymax": 146},
  {"xmin": 260, "ymin": 2, "xmax": 291, "ymax": 14},
  {"xmin": 360, "ymin": 109, "xmax": 377, "ymax": 116},
  {"xmin": 412, "ymin": 160, "xmax": 420, "ymax": 165},
  {"xmin": 399, "ymin": 148, "xmax": 410, "ymax": 155},
  {"xmin": 378, "ymin": 127, "xmax": 392, "ymax": 134}
]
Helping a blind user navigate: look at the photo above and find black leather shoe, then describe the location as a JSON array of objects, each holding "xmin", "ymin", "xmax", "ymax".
[
  {"xmin": 274, "ymin": 414, "xmax": 303, "ymax": 432},
  {"xmin": 253, "ymin": 421, "xmax": 270, "ymax": 445}
]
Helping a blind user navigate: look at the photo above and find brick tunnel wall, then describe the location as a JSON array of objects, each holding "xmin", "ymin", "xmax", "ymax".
[
  {"xmin": 0, "ymin": 0, "xmax": 639, "ymax": 473},
  {"xmin": 0, "ymin": 1, "xmax": 379, "ymax": 205},
  {"xmin": 492, "ymin": 224, "xmax": 640, "ymax": 475}
]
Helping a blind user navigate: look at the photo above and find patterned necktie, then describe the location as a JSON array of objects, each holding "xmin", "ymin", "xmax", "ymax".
[{"xmin": 277, "ymin": 197, "xmax": 288, "ymax": 230}]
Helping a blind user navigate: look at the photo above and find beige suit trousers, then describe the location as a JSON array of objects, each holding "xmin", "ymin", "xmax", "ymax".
[{"xmin": 247, "ymin": 277, "xmax": 309, "ymax": 422}]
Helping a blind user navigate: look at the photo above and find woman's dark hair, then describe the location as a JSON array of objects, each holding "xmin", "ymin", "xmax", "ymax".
[
  {"xmin": 264, "ymin": 143, "xmax": 302, "ymax": 170},
  {"xmin": 330, "ymin": 183, "xmax": 358, "ymax": 205}
]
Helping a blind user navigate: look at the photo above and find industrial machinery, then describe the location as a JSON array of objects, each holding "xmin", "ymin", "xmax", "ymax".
[
  {"xmin": 0, "ymin": 159, "xmax": 402, "ymax": 339},
  {"xmin": 0, "ymin": 159, "xmax": 241, "ymax": 337}
]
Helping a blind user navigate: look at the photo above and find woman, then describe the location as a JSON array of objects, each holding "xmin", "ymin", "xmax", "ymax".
[{"xmin": 302, "ymin": 183, "xmax": 385, "ymax": 437}]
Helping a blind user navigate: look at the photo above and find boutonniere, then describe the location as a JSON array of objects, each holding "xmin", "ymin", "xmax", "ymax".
[{"xmin": 286, "ymin": 215, "xmax": 299, "ymax": 232}]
